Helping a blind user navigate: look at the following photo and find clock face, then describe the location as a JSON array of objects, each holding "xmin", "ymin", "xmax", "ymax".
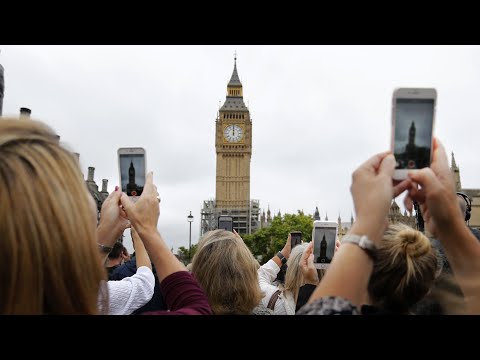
[{"xmin": 224, "ymin": 124, "xmax": 243, "ymax": 143}]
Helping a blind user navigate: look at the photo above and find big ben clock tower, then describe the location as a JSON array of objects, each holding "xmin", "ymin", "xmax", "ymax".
[
  {"xmin": 215, "ymin": 56, "xmax": 252, "ymax": 210},
  {"xmin": 201, "ymin": 55, "xmax": 259, "ymax": 236}
]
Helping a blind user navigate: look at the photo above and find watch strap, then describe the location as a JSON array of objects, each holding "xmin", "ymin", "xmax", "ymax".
[
  {"xmin": 341, "ymin": 234, "xmax": 378, "ymax": 261},
  {"xmin": 276, "ymin": 251, "xmax": 287, "ymax": 265},
  {"xmin": 98, "ymin": 243, "xmax": 113, "ymax": 254}
]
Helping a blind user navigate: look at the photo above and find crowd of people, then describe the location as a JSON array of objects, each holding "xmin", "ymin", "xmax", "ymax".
[{"xmin": 1, "ymin": 116, "xmax": 479, "ymax": 315}]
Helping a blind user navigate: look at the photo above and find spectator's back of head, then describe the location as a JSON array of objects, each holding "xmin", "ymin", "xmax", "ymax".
[
  {"xmin": 108, "ymin": 242, "xmax": 125, "ymax": 260},
  {"xmin": 192, "ymin": 229, "xmax": 262, "ymax": 314},
  {"xmin": 411, "ymin": 272, "xmax": 466, "ymax": 315},
  {"xmin": 368, "ymin": 223, "xmax": 440, "ymax": 314},
  {"xmin": 0, "ymin": 118, "xmax": 106, "ymax": 314}
]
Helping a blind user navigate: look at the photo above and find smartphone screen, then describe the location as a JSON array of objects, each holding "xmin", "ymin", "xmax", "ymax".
[
  {"xmin": 290, "ymin": 232, "xmax": 302, "ymax": 249},
  {"xmin": 218, "ymin": 216, "xmax": 233, "ymax": 232},
  {"xmin": 313, "ymin": 226, "xmax": 336, "ymax": 269},
  {"xmin": 119, "ymin": 149, "xmax": 146, "ymax": 197},
  {"xmin": 394, "ymin": 98, "xmax": 434, "ymax": 171}
]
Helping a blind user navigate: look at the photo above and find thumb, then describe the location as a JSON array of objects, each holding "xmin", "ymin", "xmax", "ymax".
[
  {"xmin": 105, "ymin": 186, "xmax": 122, "ymax": 203},
  {"xmin": 378, "ymin": 154, "xmax": 395, "ymax": 177},
  {"xmin": 302, "ymin": 241, "xmax": 313, "ymax": 257},
  {"xmin": 120, "ymin": 193, "xmax": 134, "ymax": 213},
  {"xmin": 408, "ymin": 168, "xmax": 435, "ymax": 188},
  {"xmin": 307, "ymin": 253, "xmax": 315, "ymax": 267}
]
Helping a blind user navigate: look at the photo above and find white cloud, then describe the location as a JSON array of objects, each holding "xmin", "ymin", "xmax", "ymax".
[{"xmin": 2, "ymin": 45, "xmax": 479, "ymax": 252}]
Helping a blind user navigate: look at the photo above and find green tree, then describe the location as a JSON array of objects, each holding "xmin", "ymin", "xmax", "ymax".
[
  {"xmin": 243, "ymin": 211, "xmax": 313, "ymax": 264},
  {"xmin": 177, "ymin": 243, "xmax": 198, "ymax": 264}
]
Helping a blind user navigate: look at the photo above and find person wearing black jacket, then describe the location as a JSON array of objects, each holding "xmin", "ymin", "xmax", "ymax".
[{"xmin": 110, "ymin": 256, "xmax": 167, "ymax": 314}]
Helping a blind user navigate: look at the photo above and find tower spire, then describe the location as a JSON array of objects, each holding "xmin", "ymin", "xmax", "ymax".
[
  {"xmin": 451, "ymin": 151, "xmax": 462, "ymax": 191},
  {"xmin": 228, "ymin": 57, "xmax": 241, "ymax": 87},
  {"xmin": 221, "ymin": 55, "xmax": 246, "ymax": 109},
  {"xmin": 451, "ymin": 152, "xmax": 458, "ymax": 170}
]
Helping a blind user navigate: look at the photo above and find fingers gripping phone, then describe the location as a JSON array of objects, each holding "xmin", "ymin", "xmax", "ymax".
[
  {"xmin": 312, "ymin": 221, "xmax": 338, "ymax": 269},
  {"xmin": 118, "ymin": 147, "xmax": 146, "ymax": 203},
  {"xmin": 391, "ymin": 88, "xmax": 436, "ymax": 180},
  {"xmin": 218, "ymin": 215, "xmax": 233, "ymax": 232},
  {"xmin": 290, "ymin": 231, "xmax": 302, "ymax": 250}
]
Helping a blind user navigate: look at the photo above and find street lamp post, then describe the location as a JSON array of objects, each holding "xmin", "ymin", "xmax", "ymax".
[{"xmin": 187, "ymin": 211, "xmax": 194, "ymax": 262}]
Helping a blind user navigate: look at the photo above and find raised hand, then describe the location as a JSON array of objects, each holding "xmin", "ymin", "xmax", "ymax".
[
  {"xmin": 120, "ymin": 172, "xmax": 160, "ymax": 235},
  {"xmin": 300, "ymin": 242, "xmax": 319, "ymax": 285},
  {"xmin": 404, "ymin": 138, "xmax": 462, "ymax": 237},
  {"xmin": 281, "ymin": 233, "xmax": 292, "ymax": 259},
  {"xmin": 97, "ymin": 186, "xmax": 130, "ymax": 247},
  {"xmin": 350, "ymin": 152, "xmax": 396, "ymax": 243}
]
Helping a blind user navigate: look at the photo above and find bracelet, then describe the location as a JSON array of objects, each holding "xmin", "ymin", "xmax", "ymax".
[
  {"xmin": 98, "ymin": 243, "xmax": 113, "ymax": 254},
  {"xmin": 276, "ymin": 251, "xmax": 287, "ymax": 265},
  {"xmin": 341, "ymin": 234, "xmax": 378, "ymax": 261}
]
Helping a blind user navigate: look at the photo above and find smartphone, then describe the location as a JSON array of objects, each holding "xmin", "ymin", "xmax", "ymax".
[
  {"xmin": 218, "ymin": 215, "xmax": 233, "ymax": 232},
  {"xmin": 391, "ymin": 88, "xmax": 436, "ymax": 180},
  {"xmin": 118, "ymin": 147, "xmax": 146, "ymax": 202},
  {"xmin": 312, "ymin": 221, "xmax": 338, "ymax": 269},
  {"xmin": 290, "ymin": 231, "xmax": 302, "ymax": 249}
]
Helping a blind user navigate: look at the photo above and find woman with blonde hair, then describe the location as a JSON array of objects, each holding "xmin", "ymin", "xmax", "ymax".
[
  {"xmin": 257, "ymin": 235, "xmax": 321, "ymax": 315},
  {"xmin": 0, "ymin": 117, "xmax": 212, "ymax": 315},
  {"xmin": 0, "ymin": 118, "xmax": 108, "ymax": 314},
  {"xmin": 191, "ymin": 229, "xmax": 267, "ymax": 315},
  {"xmin": 363, "ymin": 223, "xmax": 441, "ymax": 314},
  {"xmin": 298, "ymin": 143, "xmax": 479, "ymax": 315}
]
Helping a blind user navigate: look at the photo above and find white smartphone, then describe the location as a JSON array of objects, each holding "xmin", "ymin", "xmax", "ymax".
[
  {"xmin": 391, "ymin": 88, "xmax": 437, "ymax": 180},
  {"xmin": 312, "ymin": 221, "xmax": 338, "ymax": 269},
  {"xmin": 118, "ymin": 147, "xmax": 146, "ymax": 203}
]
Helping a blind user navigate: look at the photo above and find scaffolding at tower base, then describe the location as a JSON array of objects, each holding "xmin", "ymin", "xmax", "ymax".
[{"xmin": 200, "ymin": 199, "xmax": 260, "ymax": 237}]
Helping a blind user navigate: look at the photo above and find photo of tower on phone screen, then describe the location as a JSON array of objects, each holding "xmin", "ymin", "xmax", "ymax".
[
  {"xmin": 120, "ymin": 154, "xmax": 145, "ymax": 197},
  {"xmin": 394, "ymin": 99, "xmax": 434, "ymax": 170},
  {"xmin": 313, "ymin": 227, "xmax": 336, "ymax": 264}
]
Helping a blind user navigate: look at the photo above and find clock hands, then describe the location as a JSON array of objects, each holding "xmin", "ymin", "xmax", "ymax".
[{"xmin": 225, "ymin": 125, "xmax": 242, "ymax": 142}]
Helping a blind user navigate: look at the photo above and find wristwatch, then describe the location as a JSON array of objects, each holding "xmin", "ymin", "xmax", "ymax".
[
  {"xmin": 276, "ymin": 251, "xmax": 287, "ymax": 265},
  {"xmin": 341, "ymin": 234, "xmax": 378, "ymax": 261},
  {"xmin": 98, "ymin": 243, "xmax": 113, "ymax": 254}
]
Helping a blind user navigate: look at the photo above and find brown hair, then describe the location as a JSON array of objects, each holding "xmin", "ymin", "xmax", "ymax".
[
  {"xmin": 368, "ymin": 223, "xmax": 440, "ymax": 314},
  {"xmin": 108, "ymin": 242, "xmax": 125, "ymax": 259},
  {"xmin": 0, "ymin": 118, "xmax": 107, "ymax": 314},
  {"xmin": 411, "ymin": 272, "xmax": 467, "ymax": 315},
  {"xmin": 192, "ymin": 229, "xmax": 263, "ymax": 314}
]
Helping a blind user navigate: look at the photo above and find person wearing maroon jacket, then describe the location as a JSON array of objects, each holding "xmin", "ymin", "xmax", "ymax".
[{"xmin": 119, "ymin": 172, "xmax": 212, "ymax": 315}]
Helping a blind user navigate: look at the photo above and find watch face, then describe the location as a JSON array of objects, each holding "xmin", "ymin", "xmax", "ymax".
[{"xmin": 224, "ymin": 124, "xmax": 243, "ymax": 143}]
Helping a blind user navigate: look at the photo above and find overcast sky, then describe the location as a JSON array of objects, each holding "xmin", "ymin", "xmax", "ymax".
[{"xmin": 1, "ymin": 45, "xmax": 479, "ymax": 253}]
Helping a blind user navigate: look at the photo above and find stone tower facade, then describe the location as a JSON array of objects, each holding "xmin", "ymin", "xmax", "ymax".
[{"xmin": 201, "ymin": 56, "xmax": 260, "ymax": 236}]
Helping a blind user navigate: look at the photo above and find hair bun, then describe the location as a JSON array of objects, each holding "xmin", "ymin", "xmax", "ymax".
[{"xmin": 397, "ymin": 229, "xmax": 430, "ymax": 258}]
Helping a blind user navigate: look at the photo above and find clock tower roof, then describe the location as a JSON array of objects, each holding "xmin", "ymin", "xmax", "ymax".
[{"xmin": 221, "ymin": 57, "xmax": 248, "ymax": 112}]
